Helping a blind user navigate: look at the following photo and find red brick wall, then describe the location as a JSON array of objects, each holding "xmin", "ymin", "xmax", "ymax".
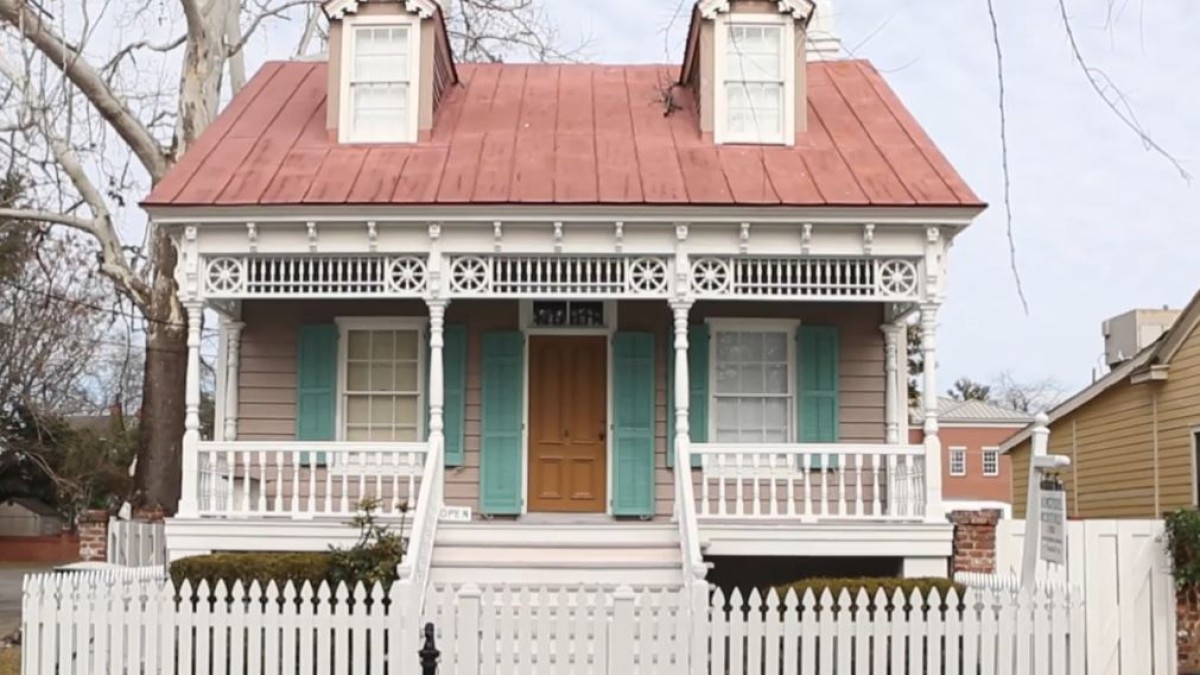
[
  {"xmin": 911, "ymin": 425, "xmax": 1021, "ymax": 504},
  {"xmin": 948, "ymin": 509, "xmax": 1000, "ymax": 574},
  {"xmin": 0, "ymin": 533, "xmax": 80, "ymax": 563},
  {"xmin": 1180, "ymin": 588, "xmax": 1200, "ymax": 674},
  {"xmin": 77, "ymin": 510, "xmax": 109, "ymax": 562}
]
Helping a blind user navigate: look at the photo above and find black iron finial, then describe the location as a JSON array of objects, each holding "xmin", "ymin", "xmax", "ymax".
[{"xmin": 419, "ymin": 622, "xmax": 440, "ymax": 675}]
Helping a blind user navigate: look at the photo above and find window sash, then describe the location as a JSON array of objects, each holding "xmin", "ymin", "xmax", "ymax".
[
  {"xmin": 350, "ymin": 26, "xmax": 410, "ymax": 85},
  {"xmin": 982, "ymin": 450, "xmax": 999, "ymax": 476},
  {"xmin": 949, "ymin": 449, "xmax": 966, "ymax": 476},
  {"xmin": 723, "ymin": 23, "xmax": 786, "ymax": 142},
  {"xmin": 711, "ymin": 327, "xmax": 792, "ymax": 443},
  {"xmin": 341, "ymin": 328, "xmax": 422, "ymax": 442}
]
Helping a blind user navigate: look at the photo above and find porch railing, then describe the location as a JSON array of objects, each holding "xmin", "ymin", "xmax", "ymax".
[
  {"xmin": 691, "ymin": 443, "xmax": 926, "ymax": 520},
  {"xmin": 194, "ymin": 441, "xmax": 429, "ymax": 517},
  {"xmin": 396, "ymin": 434, "xmax": 444, "ymax": 616}
]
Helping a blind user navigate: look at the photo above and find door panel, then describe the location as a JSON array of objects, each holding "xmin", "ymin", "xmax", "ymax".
[{"xmin": 528, "ymin": 336, "xmax": 607, "ymax": 512}]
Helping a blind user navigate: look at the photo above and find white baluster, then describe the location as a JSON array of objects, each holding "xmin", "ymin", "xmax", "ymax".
[
  {"xmin": 225, "ymin": 446, "xmax": 235, "ymax": 514},
  {"xmin": 801, "ymin": 452, "xmax": 811, "ymax": 517},
  {"xmin": 854, "ymin": 453, "xmax": 863, "ymax": 517},
  {"xmin": 820, "ymin": 454, "xmax": 829, "ymax": 518},
  {"xmin": 700, "ymin": 454, "xmax": 710, "ymax": 517},
  {"xmin": 274, "ymin": 450, "xmax": 283, "ymax": 513},
  {"xmin": 735, "ymin": 453, "xmax": 745, "ymax": 516},
  {"xmin": 871, "ymin": 453, "xmax": 881, "ymax": 517},
  {"xmin": 717, "ymin": 454, "xmax": 727, "ymax": 517},
  {"xmin": 785, "ymin": 454, "xmax": 796, "ymax": 517},
  {"xmin": 769, "ymin": 454, "xmax": 779, "ymax": 516},
  {"xmin": 837, "ymin": 452, "xmax": 846, "ymax": 516},
  {"xmin": 291, "ymin": 451, "xmax": 301, "ymax": 514}
]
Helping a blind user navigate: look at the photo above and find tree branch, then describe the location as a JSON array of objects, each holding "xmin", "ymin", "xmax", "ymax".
[
  {"xmin": 0, "ymin": 208, "xmax": 99, "ymax": 234},
  {"xmin": 0, "ymin": 0, "xmax": 170, "ymax": 182}
]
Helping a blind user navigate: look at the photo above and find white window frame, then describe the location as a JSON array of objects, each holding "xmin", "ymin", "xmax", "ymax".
[
  {"xmin": 982, "ymin": 447, "xmax": 1000, "ymax": 477},
  {"xmin": 1191, "ymin": 427, "xmax": 1200, "ymax": 507},
  {"xmin": 334, "ymin": 316, "xmax": 429, "ymax": 443},
  {"xmin": 339, "ymin": 14, "xmax": 422, "ymax": 144},
  {"xmin": 949, "ymin": 447, "xmax": 967, "ymax": 477},
  {"xmin": 712, "ymin": 12, "xmax": 796, "ymax": 146},
  {"xmin": 706, "ymin": 318, "xmax": 799, "ymax": 444}
]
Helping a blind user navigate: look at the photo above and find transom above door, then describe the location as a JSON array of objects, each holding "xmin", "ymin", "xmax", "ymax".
[{"xmin": 527, "ymin": 335, "xmax": 608, "ymax": 513}]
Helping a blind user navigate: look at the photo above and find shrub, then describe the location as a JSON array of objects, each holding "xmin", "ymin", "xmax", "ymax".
[
  {"xmin": 170, "ymin": 552, "xmax": 333, "ymax": 590},
  {"xmin": 327, "ymin": 498, "xmax": 407, "ymax": 587},
  {"xmin": 770, "ymin": 577, "xmax": 965, "ymax": 609},
  {"xmin": 1165, "ymin": 508, "xmax": 1200, "ymax": 590}
]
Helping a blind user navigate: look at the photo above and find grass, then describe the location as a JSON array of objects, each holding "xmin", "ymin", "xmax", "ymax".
[{"xmin": 0, "ymin": 647, "xmax": 18, "ymax": 675}]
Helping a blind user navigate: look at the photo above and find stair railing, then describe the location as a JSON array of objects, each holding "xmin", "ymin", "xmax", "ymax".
[{"xmin": 396, "ymin": 434, "xmax": 444, "ymax": 616}]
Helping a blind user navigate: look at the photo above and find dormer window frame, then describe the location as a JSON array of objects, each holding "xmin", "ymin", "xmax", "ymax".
[
  {"xmin": 338, "ymin": 13, "xmax": 423, "ymax": 145},
  {"xmin": 712, "ymin": 11, "xmax": 796, "ymax": 147}
]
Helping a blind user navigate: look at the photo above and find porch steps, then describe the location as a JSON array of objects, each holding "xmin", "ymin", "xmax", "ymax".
[{"xmin": 430, "ymin": 521, "xmax": 684, "ymax": 587}]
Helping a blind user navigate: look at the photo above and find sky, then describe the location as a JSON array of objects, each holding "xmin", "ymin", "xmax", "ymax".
[{"xmin": 529, "ymin": 0, "xmax": 1199, "ymax": 394}]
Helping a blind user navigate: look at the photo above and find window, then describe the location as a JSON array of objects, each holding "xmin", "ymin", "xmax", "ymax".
[
  {"xmin": 1193, "ymin": 430, "xmax": 1200, "ymax": 506},
  {"xmin": 949, "ymin": 448, "xmax": 966, "ymax": 476},
  {"xmin": 345, "ymin": 23, "xmax": 414, "ymax": 143},
  {"xmin": 340, "ymin": 322, "xmax": 424, "ymax": 441},
  {"xmin": 531, "ymin": 301, "xmax": 606, "ymax": 328},
  {"xmin": 718, "ymin": 18, "xmax": 793, "ymax": 145},
  {"xmin": 712, "ymin": 327, "xmax": 792, "ymax": 443},
  {"xmin": 982, "ymin": 448, "xmax": 1000, "ymax": 477}
]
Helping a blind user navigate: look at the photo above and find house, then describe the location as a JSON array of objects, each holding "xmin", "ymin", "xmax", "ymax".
[
  {"xmin": 909, "ymin": 397, "xmax": 1030, "ymax": 517},
  {"xmin": 0, "ymin": 497, "xmax": 63, "ymax": 537},
  {"xmin": 1004, "ymin": 290, "xmax": 1200, "ymax": 519},
  {"xmin": 143, "ymin": 0, "xmax": 985, "ymax": 587}
]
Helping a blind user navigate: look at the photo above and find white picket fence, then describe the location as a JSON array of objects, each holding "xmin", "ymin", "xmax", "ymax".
[
  {"xmin": 107, "ymin": 518, "xmax": 167, "ymax": 567},
  {"xmin": 23, "ymin": 573, "xmax": 1086, "ymax": 674},
  {"xmin": 977, "ymin": 518, "xmax": 1177, "ymax": 675}
]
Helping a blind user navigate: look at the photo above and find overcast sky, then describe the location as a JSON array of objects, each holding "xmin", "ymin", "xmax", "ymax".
[{"xmin": 529, "ymin": 0, "xmax": 1198, "ymax": 394}]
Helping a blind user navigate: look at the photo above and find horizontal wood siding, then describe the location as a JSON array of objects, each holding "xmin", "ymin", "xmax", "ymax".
[
  {"xmin": 238, "ymin": 300, "xmax": 886, "ymax": 519},
  {"xmin": 1011, "ymin": 322, "xmax": 1200, "ymax": 519}
]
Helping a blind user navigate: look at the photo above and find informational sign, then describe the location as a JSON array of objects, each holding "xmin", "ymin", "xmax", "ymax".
[
  {"xmin": 1038, "ymin": 482, "xmax": 1067, "ymax": 565},
  {"xmin": 439, "ymin": 505, "xmax": 473, "ymax": 523}
]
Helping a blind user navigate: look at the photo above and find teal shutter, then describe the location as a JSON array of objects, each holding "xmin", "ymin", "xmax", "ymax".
[
  {"xmin": 612, "ymin": 332, "xmax": 655, "ymax": 516},
  {"xmin": 442, "ymin": 325, "xmax": 467, "ymax": 467},
  {"xmin": 668, "ymin": 324, "xmax": 708, "ymax": 468},
  {"xmin": 296, "ymin": 324, "xmax": 337, "ymax": 466},
  {"xmin": 798, "ymin": 326, "xmax": 840, "ymax": 469},
  {"xmin": 479, "ymin": 332, "xmax": 523, "ymax": 515},
  {"xmin": 427, "ymin": 325, "xmax": 467, "ymax": 466}
]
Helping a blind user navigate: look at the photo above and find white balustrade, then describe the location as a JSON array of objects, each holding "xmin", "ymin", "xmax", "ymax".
[
  {"xmin": 194, "ymin": 441, "xmax": 430, "ymax": 518},
  {"xmin": 691, "ymin": 443, "xmax": 926, "ymax": 520}
]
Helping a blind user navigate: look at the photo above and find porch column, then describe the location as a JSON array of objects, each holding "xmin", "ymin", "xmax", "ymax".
[
  {"xmin": 178, "ymin": 300, "xmax": 204, "ymax": 518},
  {"xmin": 222, "ymin": 320, "xmax": 244, "ymax": 441},
  {"xmin": 881, "ymin": 323, "xmax": 904, "ymax": 445},
  {"xmin": 671, "ymin": 300, "xmax": 693, "ymax": 459},
  {"xmin": 426, "ymin": 298, "xmax": 448, "ymax": 455},
  {"xmin": 919, "ymin": 302, "xmax": 944, "ymax": 521}
]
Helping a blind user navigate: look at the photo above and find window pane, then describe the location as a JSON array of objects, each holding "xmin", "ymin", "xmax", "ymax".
[
  {"xmin": 394, "ymin": 331, "xmax": 419, "ymax": 359},
  {"xmin": 370, "ymin": 363, "xmax": 393, "ymax": 392},
  {"xmin": 740, "ymin": 364, "xmax": 765, "ymax": 393},
  {"xmin": 347, "ymin": 396, "xmax": 371, "ymax": 423},
  {"xmin": 395, "ymin": 396, "xmax": 418, "ymax": 425},
  {"xmin": 347, "ymin": 363, "xmax": 371, "ymax": 391},
  {"xmin": 348, "ymin": 331, "xmax": 371, "ymax": 359},
  {"xmin": 346, "ymin": 426, "xmax": 370, "ymax": 441},
  {"xmin": 370, "ymin": 397, "xmax": 395, "ymax": 425},
  {"xmin": 371, "ymin": 331, "xmax": 395, "ymax": 360},
  {"xmin": 764, "ymin": 364, "xmax": 788, "ymax": 394},
  {"xmin": 763, "ymin": 398, "xmax": 788, "ymax": 432},
  {"xmin": 394, "ymin": 363, "xmax": 419, "ymax": 391}
]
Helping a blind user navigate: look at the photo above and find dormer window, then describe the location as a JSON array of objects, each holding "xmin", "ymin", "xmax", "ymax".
[
  {"xmin": 713, "ymin": 14, "xmax": 796, "ymax": 145},
  {"xmin": 340, "ymin": 17, "xmax": 420, "ymax": 143}
]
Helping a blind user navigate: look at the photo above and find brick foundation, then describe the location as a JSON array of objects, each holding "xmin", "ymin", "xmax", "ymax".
[
  {"xmin": 1180, "ymin": 587, "xmax": 1200, "ymax": 674},
  {"xmin": 948, "ymin": 509, "xmax": 1000, "ymax": 575},
  {"xmin": 77, "ymin": 509, "xmax": 110, "ymax": 562}
]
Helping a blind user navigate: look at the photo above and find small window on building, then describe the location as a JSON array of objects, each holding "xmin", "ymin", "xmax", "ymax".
[
  {"xmin": 713, "ymin": 328, "xmax": 792, "ymax": 443},
  {"xmin": 949, "ymin": 448, "xmax": 966, "ymax": 476},
  {"xmin": 343, "ymin": 327, "xmax": 423, "ymax": 441},
  {"xmin": 346, "ymin": 24, "xmax": 413, "ymax": 143},
  {"xmin": 722, "ymin": 22, "xmax": 789, "ymax": 144},
  {"xmin": 982, "ymin": 448, "xmax": 1000, "ymax": 477},
  {"xmin": 531, "ymin": 301, "xmax": 605, "ymax": 328},
  {"xmin": 1193, "ymin": 430, "xmax": 1200, "ymax": 507}
]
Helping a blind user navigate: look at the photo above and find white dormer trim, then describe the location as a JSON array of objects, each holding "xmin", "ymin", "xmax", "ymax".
[
  {"xmin": 698, "ymin": 0, "xmax": 816, "ymax": 22},
  {"xmin": 323, "ymin": 0, "xmax": 438, "ymax": 20},
  {"xmin": 338, "ymin": 13, "xmax": 423, "ymax": 144},
  {"xmin": 712, "ymin": 11, "xmax": 796, "ymax": 147}
]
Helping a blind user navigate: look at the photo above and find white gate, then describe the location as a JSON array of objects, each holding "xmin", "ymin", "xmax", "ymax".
[{"xmin": 988, "ymin": 519, "xmax": 1176, "ymax": 675}]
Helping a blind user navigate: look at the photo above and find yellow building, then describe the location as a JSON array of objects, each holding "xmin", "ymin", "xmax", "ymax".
[{"xmin": 1003, "ymin": 290, "xmax": 1200, "ymax": 519}]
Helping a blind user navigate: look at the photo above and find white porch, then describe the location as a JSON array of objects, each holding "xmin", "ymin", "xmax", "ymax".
[{"xmin": 166, "ymin": 213, "xmax": 963, "ymax": 583}]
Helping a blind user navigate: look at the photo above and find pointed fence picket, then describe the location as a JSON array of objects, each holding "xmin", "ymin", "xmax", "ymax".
[{"xmin": 22, "ymin": 573, "xmax": 1094, "ymax": 675}]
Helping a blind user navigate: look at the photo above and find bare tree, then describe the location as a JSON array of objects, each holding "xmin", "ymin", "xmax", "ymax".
[
  {"xmin": 990, "ymin": 371, "xmax": 1065, "ymax": 415},
  {"xmin": 0, "ymin": 0, "xmax": 571, "ymax": 514}
]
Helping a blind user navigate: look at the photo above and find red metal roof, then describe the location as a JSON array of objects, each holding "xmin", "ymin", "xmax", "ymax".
[{"xmin": 145, "ymin": 60, "xmax": 982, "ymax": 208}]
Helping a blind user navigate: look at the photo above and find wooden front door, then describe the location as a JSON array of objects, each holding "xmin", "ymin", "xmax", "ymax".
[{"xmin": 528, "ymin": 336, "xmax": 607, "ymax": 512}]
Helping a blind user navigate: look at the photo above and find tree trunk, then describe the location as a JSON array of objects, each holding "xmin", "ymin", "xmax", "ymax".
[{"xmin": 134, "ymin": 229, "xmax": 187, "ymax": 514}]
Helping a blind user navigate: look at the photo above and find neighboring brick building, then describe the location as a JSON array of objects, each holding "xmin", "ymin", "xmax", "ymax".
[{"xmin": 911, "ymin": 398, "xmax": 1031, "ymax": 516}]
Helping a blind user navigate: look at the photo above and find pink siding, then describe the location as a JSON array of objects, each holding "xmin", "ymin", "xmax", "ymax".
[{"xmin": 236, "ymin": 300, "xmax": 885, "ymax": 518}]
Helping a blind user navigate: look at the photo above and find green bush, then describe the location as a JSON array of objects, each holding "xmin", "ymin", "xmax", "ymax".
[
  {"xmin": 170, "ymin": 552, "xmax": 333, "ymax": 590},
  {"xmin": 1165, "ymin": 508, "xmax": 1200, "ymax": 590},
  {"xmin": 770, "ymin": 577, "xmax": 965, "ymax": 609}
]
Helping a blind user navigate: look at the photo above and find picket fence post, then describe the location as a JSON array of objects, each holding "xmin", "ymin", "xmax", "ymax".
[
  {"xmin": 454, "ymin": 584, "xmax": 481, "ymax": 675},
  {"xmin": 610, "ymin": 585, "xmax": 636, "ymax": 672}
]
